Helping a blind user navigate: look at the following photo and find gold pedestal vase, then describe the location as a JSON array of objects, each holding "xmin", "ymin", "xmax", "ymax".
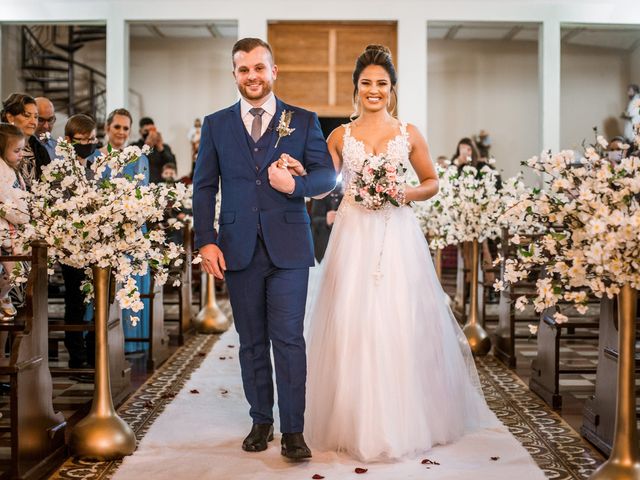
[
  {"xmin": 194, "ymin": 273, "xmax": 231, "ymax": 334},
  {"xmin": 589, "ymin": 284, "xmax": 640, "ymax": 480},
  {"xmin": 69, "ymin": 265, "xmax": 136, "ymax": 460},
  {"xmin": 434, "ymin": 248, "xmax": 442, "ymax": 281},
  {"xmin": 462, "ymin": 239, "xmax": 492, "ymax": 356}
]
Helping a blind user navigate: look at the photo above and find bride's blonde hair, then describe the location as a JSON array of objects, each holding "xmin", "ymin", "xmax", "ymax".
[{"xmin": 350, "ymin": 44, "xmax": 398, "ymax": 121}]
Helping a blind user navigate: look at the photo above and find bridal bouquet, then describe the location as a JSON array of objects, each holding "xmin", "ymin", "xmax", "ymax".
[
  {"xmin": 349, "ymin": 154, "xmax": 407, "ymax": 210},
  {"xmin": 19, "ymin": 139, "xmax": 190, "ymax": 320},
  {"xmin": 495, "ymin": 133, "xmax": 640, "ymax": 317}
]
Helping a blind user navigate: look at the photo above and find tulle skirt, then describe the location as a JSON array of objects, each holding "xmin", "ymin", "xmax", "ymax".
[{"xmin": 305, "ymin": 196, "xmax": 499, "ymax": 462}]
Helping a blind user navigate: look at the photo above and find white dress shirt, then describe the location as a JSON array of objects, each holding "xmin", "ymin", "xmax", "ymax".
[{"xmin": 240, "ymin": 93, "xmax": 276, "ymax": 139}]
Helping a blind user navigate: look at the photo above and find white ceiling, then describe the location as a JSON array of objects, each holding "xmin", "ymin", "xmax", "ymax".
[
  {"xmin": 129, "ymin": 21, "xmax": 237, "ymax": 39},
  {"xmin": 428, "ymin": 22, "xmax": 640, "ymax": 51},
  {"xmin": 128, "ymin": 20, "xmax": 640, "ymax": 51}
]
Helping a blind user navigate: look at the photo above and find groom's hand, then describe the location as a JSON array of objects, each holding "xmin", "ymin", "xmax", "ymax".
[
  {"xmin": 268, "ymin": 162, "xmax": 296, "ymax": 194},
  {"xmin": 199, "ymin": 243, "xmax": 227, "ymax": 279}
]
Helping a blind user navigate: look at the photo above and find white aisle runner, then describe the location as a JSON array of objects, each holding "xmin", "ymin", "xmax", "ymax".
[{"xmin": 113, "ymin": 327, "xmax": 546, "ymax": 480}]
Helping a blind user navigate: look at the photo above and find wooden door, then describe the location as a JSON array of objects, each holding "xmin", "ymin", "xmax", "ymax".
[{"xmin": 268, "ymin": 21, "xmax": 397, "ymax": 117}]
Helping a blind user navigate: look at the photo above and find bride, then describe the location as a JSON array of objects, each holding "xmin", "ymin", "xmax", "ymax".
[{"xmin": 287, "ymin": 44, "xmax": 499, "ymax": 462}]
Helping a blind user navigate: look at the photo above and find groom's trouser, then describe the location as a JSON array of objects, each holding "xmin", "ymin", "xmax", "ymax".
[{"xmin": 224, "ymin": 236, "xmax": 309, "ymax": 433}]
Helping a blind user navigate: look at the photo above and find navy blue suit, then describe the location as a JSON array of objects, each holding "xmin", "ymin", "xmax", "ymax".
[{"xmin": 193, "ymin": 97, "xmax": 336, "ymax": 433}]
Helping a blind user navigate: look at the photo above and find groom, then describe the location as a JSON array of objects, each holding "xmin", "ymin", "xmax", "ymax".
[{"xmin": 193, "ymin": 38, "xmax": 336, "ymax": 459}]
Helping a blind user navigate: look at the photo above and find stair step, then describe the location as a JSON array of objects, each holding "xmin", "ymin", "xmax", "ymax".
[
  {"xmin": 23, "ymin": 65, "xmax": 69, "ymax": 73},
  {"xmin": 44, "ymin": 87, "xmax": 69, "ymax": 93},
  {"xmin": 24, "ymin": 77, "xmax": 68, "ymax": 84}
]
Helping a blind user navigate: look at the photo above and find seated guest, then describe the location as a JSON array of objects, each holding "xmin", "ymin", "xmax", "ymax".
[
  {"xmin": 0, "ymin": 123, "xmax": 29, "ymax": 320},
  {"xmin": 607, "ymin": 135, "xmax": 629, "ymax": 165},
  {"xmin": 133, "ymin": 117, "xmax": 176, "ymax": 183},
  {"xmin": 35, "ymin": 97, "xmax": 58, "ymax": 160},
  {"xmin": 0, "ymin": 93, "xmax": 50, "ymax": 190}
]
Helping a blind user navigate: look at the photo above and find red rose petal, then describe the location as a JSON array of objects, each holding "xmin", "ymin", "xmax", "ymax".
[
  {"xmin": 190, "ymin": 389, "xmax": 200, "ymax": 394},
  {"xmin": 491, "ymin": 456, "xmax": 500, "ymax": 461},
  {"xmin": 220, "ymin": 389, "xmax": 229, "ymax": 395},
  {"xmin": 312, "ymin": 475, "xmax": 325, "ymax": 479},
  {"xmin": 421, "ymin": 458, "xmax": 440, "ymax": 465},
  {"xmin": 219, "ymin": 356, "xmax": 226, "ymax": 360},
  {"xmin": 355, "ymin": 467, "xmax": 368, "ymax": 474}
]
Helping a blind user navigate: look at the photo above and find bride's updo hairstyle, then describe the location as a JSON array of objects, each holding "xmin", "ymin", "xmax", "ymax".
[{"xmin": 351, "ymin": 45, "xmax": 398, "ymax": 118}]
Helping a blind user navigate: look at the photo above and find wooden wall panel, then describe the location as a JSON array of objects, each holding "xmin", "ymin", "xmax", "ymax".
[{"xmin": 268, "ymin": 21, "xmax": 397, "ymax": 117}]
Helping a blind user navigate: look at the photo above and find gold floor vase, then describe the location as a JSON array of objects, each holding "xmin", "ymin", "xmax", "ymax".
[
  {"xmin": 589, "ymin": 284, "xmax": 640, "ymax": 480},
  {"xmin": 68, "ymin": 265, "xmax": 136, "ymax": 460},
  {"xmin": 194, "ymin": 273, "xmax": 231, "ymax": 334},
  {"xmin": 462, "ymin": 239, "xmax": 491, "ymax": 356}
]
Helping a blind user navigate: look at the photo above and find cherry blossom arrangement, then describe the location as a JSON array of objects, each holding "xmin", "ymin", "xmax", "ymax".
[
  {"xmin": 417, "ymin": 164, "xmax": 503, "ymax": 248},
  {"xmin": 495, "ymin": 119, "xmax": 640, "ymax": 320},
  {"xmin": 9, "ymin": 139, "xmax": 189, "ymax": 322}
]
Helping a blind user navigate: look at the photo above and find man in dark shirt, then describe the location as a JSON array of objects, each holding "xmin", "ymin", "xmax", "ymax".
[{"xmin": 133, "ymin": 116, "xmax": 176, "ymax": 183}]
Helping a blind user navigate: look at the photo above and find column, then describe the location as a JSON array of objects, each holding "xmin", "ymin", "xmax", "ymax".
[
  {"xmin": 106, "ymin": 16, "xmax": 129, "ymax": 112},
  {"xmin": 397, "ymin": 16, "xmax": 428, "ymax": 136},
  {"xmin": 539, "ymin": 19, "xmax": 561, "ymax": 153}
]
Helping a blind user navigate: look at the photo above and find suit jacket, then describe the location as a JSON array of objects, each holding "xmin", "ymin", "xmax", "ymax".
[{"xmin": 193, "ymin": 97, "xmax": 336, "ymax": 271}]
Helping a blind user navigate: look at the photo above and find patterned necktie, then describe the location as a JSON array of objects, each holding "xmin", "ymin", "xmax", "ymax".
[{"xmin": 250, "ymin": 108, "xmax": 265, "ymax": 142}]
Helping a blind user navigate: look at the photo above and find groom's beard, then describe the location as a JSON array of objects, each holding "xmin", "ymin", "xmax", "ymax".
[{"xmin": 238, "ymin": 81, "xmax": 273, "ymax": 102}]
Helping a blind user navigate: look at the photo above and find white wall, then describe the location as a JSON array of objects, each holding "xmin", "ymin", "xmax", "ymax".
[
  {"xmin": 0, "ymin": 25, "xmax": 25, "ymax": 101},
  {"xmin": 631, "ymin": 46, "xmax": 640, "ymax": 83},
  {"xmin": 427, "ymin": 39, "xmax": 540, "ymax": 181},
  {"xmin": 129, "ymin": 36, "xmax": 237, "ymax": 176},
  {"xmin": 561, "ymin": 43, "xmax": 630, "ymax": 150}
]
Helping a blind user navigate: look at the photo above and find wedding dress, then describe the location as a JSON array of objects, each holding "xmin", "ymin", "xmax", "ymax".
[{"xmin": 305, "ymin": 122, "xmax": 500, "ymax": 462}]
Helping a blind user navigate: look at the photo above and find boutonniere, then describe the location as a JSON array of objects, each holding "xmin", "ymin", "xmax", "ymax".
[
  {"xmin": 39, "ymin": 132, "xmax": 51, "ymax": 142},
  {"xmin": 275, "ymin": 110, "xmax": 295, "ymax": 148}
]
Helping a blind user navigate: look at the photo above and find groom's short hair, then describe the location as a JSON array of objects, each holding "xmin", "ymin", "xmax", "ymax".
[{"xmin": 232, "ymin": 38, "xmax": 274, "ymax": 65}]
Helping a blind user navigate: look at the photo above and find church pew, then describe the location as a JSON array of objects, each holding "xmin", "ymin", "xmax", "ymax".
[
  {"xmin": 581, "ymin": 296, "xmax": 640, "ymax": 455},
  {"xmin": 0, "ymin": 242, "xmax": 66, "ymax": 479},
  {"xmin": 529, "ymin": 303, "xmax": 600, "ymax": 409},
  {"xmin": 126, "ymin": 276, "xmax": 170, "ymax": 372},
  {"xmin": 493, "ymin": 233, "xmax": 541, "ymax": 368}
]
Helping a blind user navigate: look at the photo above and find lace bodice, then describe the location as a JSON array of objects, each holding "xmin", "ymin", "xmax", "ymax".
[{"xmin": 340, "ymin": 121, "xmax": 411, "ymax": 193}]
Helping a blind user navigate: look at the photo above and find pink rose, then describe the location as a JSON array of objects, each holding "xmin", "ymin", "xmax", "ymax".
[
  {"xmin": 388, "ymin": 188, "xmax": 398, "ymax": 197},
  {"xmin": 387, "ymin": 173, "xmax": 397, "ymax": 182},
  {"xmin": 385, "ymin": 164, "xmax": 396, "ymax": 173},
  {"xmin": 375, "ymin": 184, "xmax": 384, "ymax": 193},
  {"xmin": 359, "ymin": 188, "xmax": 368, "ymax": 197}
]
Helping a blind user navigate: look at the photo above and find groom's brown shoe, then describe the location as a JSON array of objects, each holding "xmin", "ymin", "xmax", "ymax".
[
  {"xmin": 281, "ymin": 432, "xmax": 312, "ymax": 460},
  {"xmin": 242, "ymin": 424, "xmax": 274, "ymax": 452}
]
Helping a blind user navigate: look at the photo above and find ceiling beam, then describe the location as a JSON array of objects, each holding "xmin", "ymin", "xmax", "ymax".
[
  {"xmin": 503, "ymin": 25, "xmax": 523, "ymax": 41},
  {"xmin": 629, "ymin": 36, "xmax": 640, "ymax": 53},
  {"xmin": 206, "ymin": 24, "xmax": 221, "ymax": 38},
  {"xmin": 444, "ymin": 25, "xmax": 461, "ymax": 40},
  {"xmin": 561, "ymin": 28, "xmax": 585, "ymax": 43},
  {"xmin": 146, "ymin": 25, "xmax": 165, "ymax": 38}
]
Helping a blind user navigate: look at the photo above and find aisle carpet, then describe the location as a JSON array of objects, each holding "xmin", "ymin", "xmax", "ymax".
[{"xmin": 51, "ymin": 306, "xmax": 604, "ymax": 480}]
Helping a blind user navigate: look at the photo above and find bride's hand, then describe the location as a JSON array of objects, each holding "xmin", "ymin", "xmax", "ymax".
[{"xmin": 277, "ymin": 154, "xmax": 307, "ymax": 176}]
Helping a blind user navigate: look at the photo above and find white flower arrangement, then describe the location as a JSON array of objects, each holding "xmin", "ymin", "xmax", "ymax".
[
  {"xmin": 495, "ymin": 119, "xmax": 640, "ymax": 315},
  {"xmin": 414, "ymin": 164, "xmax": 503, "ymax": 249},
  {"xmin": 5, "ymin": 139, "xmax": 190, "ymax": 319}
]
